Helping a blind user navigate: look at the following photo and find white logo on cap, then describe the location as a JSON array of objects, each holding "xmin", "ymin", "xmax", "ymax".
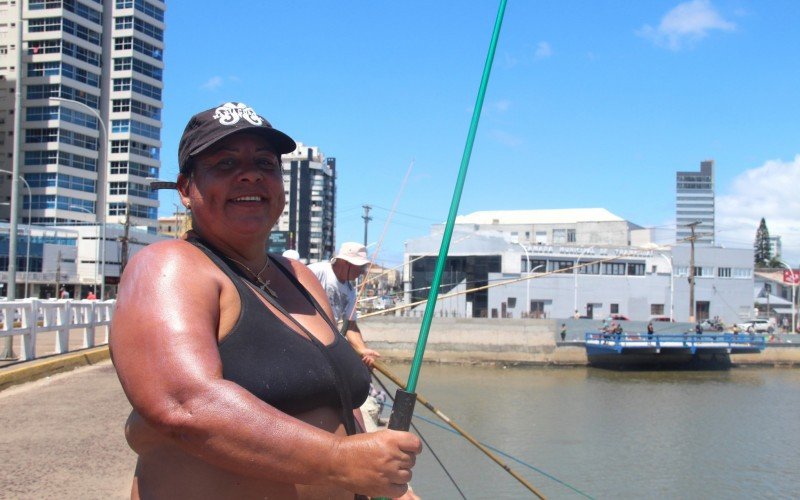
[{"xmin": 212, "ymin": 102, "xmax": 263, "ymax": 126}]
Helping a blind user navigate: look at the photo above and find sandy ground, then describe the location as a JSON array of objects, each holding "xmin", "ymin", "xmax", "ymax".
[{"xmin": 0, "ymin": 361, "xmax": 134, "ymax": 499}]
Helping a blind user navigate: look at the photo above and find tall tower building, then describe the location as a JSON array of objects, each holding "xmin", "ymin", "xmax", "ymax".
[
  {"xmin": 676, "ymin": 159, "xmax": 715, "ymax": 245},
  {"xmin": 273, "ymin": 142, "xmax": 336, "ymax": 263},
  {"xmin": 0, "ymin": 0, "xmax": 165, "ymax": 230}
]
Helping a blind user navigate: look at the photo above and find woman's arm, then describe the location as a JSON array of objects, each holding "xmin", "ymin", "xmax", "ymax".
[{"xmin": 110, "ymin": 241, "xmax": 420, "ymax": 498}]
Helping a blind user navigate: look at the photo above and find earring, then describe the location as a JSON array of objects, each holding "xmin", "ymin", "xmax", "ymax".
[{"xmin": 186, "ymin": 202, "xmax": 191, "ymax": 210}]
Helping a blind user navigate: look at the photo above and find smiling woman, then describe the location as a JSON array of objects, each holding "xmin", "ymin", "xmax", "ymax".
[{"xmin": 109, "ymin": 102, "xmax": 421, "ymax": 500}]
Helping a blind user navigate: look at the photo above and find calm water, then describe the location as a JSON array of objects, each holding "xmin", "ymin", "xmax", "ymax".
[{"xmin": 381, "ymin": 364, "xmax": 800, "ymax": 499}]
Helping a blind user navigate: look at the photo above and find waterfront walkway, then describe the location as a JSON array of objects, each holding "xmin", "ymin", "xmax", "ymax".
[{"xmin": 0, "ymin": 360, "xmax": 134, "ymax": 499}]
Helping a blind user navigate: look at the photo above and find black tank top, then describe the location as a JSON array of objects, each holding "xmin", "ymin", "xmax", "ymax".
[{"xmin": 190, "ymin": 239, "xmax": 370, "ymax": 416}]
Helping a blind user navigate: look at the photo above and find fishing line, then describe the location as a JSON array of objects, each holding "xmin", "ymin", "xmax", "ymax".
[
  {"xmin": 352, "ymin": 159, "xmax": 415, "ymax": 319},
  {"xmin": 372, "ymin": 373, "xmax": 468, "ymax": 500},
  {"xmin": 374, "ymin": 361, "xmax": 546, "ymax": 497},
  {"xmin": 403, "ymin": 410, "xmax": 595, "ymax": 500},
  {"xmin": 361, "ymin": 255, "xmax": 627, "ymax": 319}
]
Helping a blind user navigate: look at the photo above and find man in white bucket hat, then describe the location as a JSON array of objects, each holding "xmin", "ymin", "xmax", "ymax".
[{"xmin": 309, "ymin": 242, "xmax": 380, "ymax": 367}]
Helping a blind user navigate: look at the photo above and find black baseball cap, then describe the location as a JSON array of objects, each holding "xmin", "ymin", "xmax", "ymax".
[{"xmin": 178, "ymin": 102, "xmax": 296, "ymax": 173}]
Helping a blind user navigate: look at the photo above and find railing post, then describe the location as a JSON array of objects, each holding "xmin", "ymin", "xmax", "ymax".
[
  {"xmin": 85, "ymin": 301, "xmax": 96, "ymax": 348},
  {"xmin": 56, "ymin": 301, "xmax": 70, "ymax": 353},
  {"xmin": 21, "ymin": 299, "xmax": 38, "ymax": 361}
]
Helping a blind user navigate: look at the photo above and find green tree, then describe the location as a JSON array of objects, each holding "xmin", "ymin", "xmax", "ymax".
[{"xmin": 754, "ymin": 218, "xmax": 772, "ymax": 267}]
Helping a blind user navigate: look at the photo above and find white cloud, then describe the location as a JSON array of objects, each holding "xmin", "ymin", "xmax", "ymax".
[
  {"xmin": 493, "ymin": 99, "xmax": 511, "ymax": 113},
  {"xmin": 489, "ymin": 129, "xmax": 523, "ymax": 147},
  {"xmin": 717, "ymin": 155, "xmax": 800, "ymax": 265},
  {"xmin": 637, "ymin": 0, "xmax": 735, "ymax": 50},
  {"xmin": 534, "ymin": 41, "xmax": 552, "ymax": 60},
  {"xmin": 501, "ymin": 51, "xmax": 519, "ymax": 69},
  {"xmin": 200, "ymin": 76, "xmax": 224, "ymax": 90}
]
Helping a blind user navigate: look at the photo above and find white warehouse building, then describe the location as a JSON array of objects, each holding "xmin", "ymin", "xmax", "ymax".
[{"xmin": 403, "ymin": 209, "xmax": 754, "ymax": 323}]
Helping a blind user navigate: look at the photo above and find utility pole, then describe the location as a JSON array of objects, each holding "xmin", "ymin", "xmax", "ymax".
[
  {"xmin": 361, "ymin": 204, "xmax": 372, "ymax": 247},
  {"xmin": 687, "ymin": 221, "xmax": 701, "ymax": 323},
  {"xmin": 119, "ymin": 204, "xmax": 131, "ymax": 275},
  {"xmin": 55, "ymin": 250, "xmax": 62, "ymax": 297}
]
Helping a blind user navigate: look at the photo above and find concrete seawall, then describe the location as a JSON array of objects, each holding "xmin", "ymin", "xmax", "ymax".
[{"xmin": 360, "ymin": 317, "xmax": 800, "ymax": 367}]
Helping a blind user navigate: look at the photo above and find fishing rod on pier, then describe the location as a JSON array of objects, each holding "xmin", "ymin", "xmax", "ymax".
[
  {"xmin": 370, "ymin": 371, "xmax": 468, "ymax": 499},
  {"xmin": 374, "ymin": 1, "xmax": 514, "ymax": 499}
]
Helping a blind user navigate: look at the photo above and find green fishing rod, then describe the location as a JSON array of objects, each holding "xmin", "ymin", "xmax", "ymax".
[{"xmin": 383, "ymin": 0, "xmax": 509, "ymax": 469}]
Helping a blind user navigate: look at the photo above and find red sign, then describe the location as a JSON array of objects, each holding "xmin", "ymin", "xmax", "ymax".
[{"xmin": 784, "ymin": 269, "xmax": 800, "ymax": 285}]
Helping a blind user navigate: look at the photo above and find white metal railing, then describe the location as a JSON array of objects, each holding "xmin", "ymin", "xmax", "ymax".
[{"xmin": 0, "ymin": 299, "xmax": 115, "ymax": 361}]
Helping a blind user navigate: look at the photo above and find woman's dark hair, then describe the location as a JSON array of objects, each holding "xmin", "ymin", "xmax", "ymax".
[{"xmin": 180, "ymin": 158, "xmax": 195, "ymax": 176}]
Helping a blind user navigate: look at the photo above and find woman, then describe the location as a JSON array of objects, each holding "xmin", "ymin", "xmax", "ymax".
[{"xmin": 110, "ymin": 102, "xmax": 420, "ymax": 499}]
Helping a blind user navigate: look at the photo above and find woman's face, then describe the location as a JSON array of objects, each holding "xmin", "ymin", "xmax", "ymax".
[{"xmin": 178, "ymin": 132, "xmax": 285, "ymax": 243}]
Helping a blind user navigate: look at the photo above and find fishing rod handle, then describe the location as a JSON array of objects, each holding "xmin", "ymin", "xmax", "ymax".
[{"xmin": 387, "ymin": 389, "xmax": 417, "ymax": 431}]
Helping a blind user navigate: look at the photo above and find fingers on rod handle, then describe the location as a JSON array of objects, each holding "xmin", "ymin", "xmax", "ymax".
[{"xmin": 387, "ymin": 389, "xmax": 417, "ymax": 432}]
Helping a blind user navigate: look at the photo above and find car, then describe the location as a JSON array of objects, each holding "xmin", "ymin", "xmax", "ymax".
[
  {"xmin": 649, "ymin": 315, "xmax": 673, "ymax": 322},
  {"xmin": 735, "ymin": 318, "xmax": 774, "ymax": 333},
  {"xmin": 608, "ymin": 314, "xmax": 629, "ymax": 321},
  {"xmin": 700, "ymin": 318, "xmax": 724, "ymax": 332}
]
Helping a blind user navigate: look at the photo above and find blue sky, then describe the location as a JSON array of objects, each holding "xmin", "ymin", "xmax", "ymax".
[{"xmin": 157, "ymin": 0, "xmax": 800, "ymax": 267}]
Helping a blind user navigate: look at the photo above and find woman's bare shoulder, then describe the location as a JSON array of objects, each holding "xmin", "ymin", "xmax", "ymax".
[
  {"xmin": 119, "ymin": 239, "xmax": 224, "ymax": 300},
  {"xmin": 128, "ymin": 238, "xmax": 202, "ymax": 265}
]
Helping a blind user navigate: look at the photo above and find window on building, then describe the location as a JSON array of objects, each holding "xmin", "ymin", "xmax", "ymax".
[
  {"xmin": 610, "ymin": 304, "xmax": 619, "ymax": 314},
  {"xmin": 109, "ymin": 182, "xmax": 127, "ymax": 195},
  {"xmin": 550, "ymin": 260, "xmax": 573, "ymax": 272},
  {"xmin": 112, "ymin": 99, "xmax": 131, "ymax": 112},
  {"xmin": 651, "ymin": 304, "xmax": 664, "ymax": 315},
  {"xmin": 111, "ymin": 140, "xmax": 129, "ymax": 153},
  {"xmin": 530, "ymin": 301, "xmax": 545, "ymax": 319},
  {"xmin": 604, "ymin": 263, "xmax": 626, "ymax": 275},
  {"xmin": 552, "ymin": 229, "xmax": 566, "ymax": 244},
  {"xmin": 529, "ymin": 259, "xmax": 547, "ymax": 273},
  {"xmin": 115, "ymin": 36, "xmax": 133, "ymax": 51},
  {"xmin": 535, "ymin": 231, "xmax": 546, "ymax": 245},
  {"xmin": 718, "ymin": 267, "xmax": 732, "ymax": 278},
  {"xmin": 627, "ymin": 263, "xmax": 645, "ymax": 276}
]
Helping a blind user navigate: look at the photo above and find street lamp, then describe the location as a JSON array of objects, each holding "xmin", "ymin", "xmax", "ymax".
[
  {"xmin": 3, "ymin": 0, "xmax": 23, "ymax": 359},
  {"xmin": 69, "ymin": 205, "xmax": 102, "ymax": 296},
  {"xmin": 573, "ymin": 246, "xmax": 595, "ymax": 317},
  {"xmin": 777, "ymin": 260, "xmax": 798, "ymax": 334},
  {"xmin": 656, "ymin": 251, "xmax": 675, "ymax": 322},
  {"xmin": 515, "ymin": 240, "xmax": 530, "ymax": 316},
  {"xmin": 528, "ymin": 264, "xmax": 544, "ymax": 317},
  {"xmin": 49, "ymin": 97, "xmax": 108, "ymax": 299},
  {"xmin": 0, "ymin": 170, "xmax": 31, "ymax": 297}
]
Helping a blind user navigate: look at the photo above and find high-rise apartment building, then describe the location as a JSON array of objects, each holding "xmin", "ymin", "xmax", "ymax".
[
  {"xmin": 0, "ymin": 0, "xmax": 165, "ymax": 230},
  {"xmin": 676, "ymin": 159, "xmax": 715, "ymax": 245},
  {"xmin": 273, "ymin": 142, "xmax": 336, "ymax": 263}
]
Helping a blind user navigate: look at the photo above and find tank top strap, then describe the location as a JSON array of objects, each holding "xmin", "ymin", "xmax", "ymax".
[
  {"xmin": 270, "ymin": 257, "xmax": 341, "ymax": 334},
  {"xmin": 185, "ymin": 235, "xmax": 254, "ymax": 298}
]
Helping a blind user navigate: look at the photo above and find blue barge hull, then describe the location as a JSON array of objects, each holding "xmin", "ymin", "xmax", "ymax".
[{"xmin": 584, "ymin": 332, "xmax": 766, "ymax": 369}]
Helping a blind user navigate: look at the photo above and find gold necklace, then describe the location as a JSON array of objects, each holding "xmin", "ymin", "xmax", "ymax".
[{"xmin": 228, "ymin": 256, "xmax": 278, "ymax": 298}]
